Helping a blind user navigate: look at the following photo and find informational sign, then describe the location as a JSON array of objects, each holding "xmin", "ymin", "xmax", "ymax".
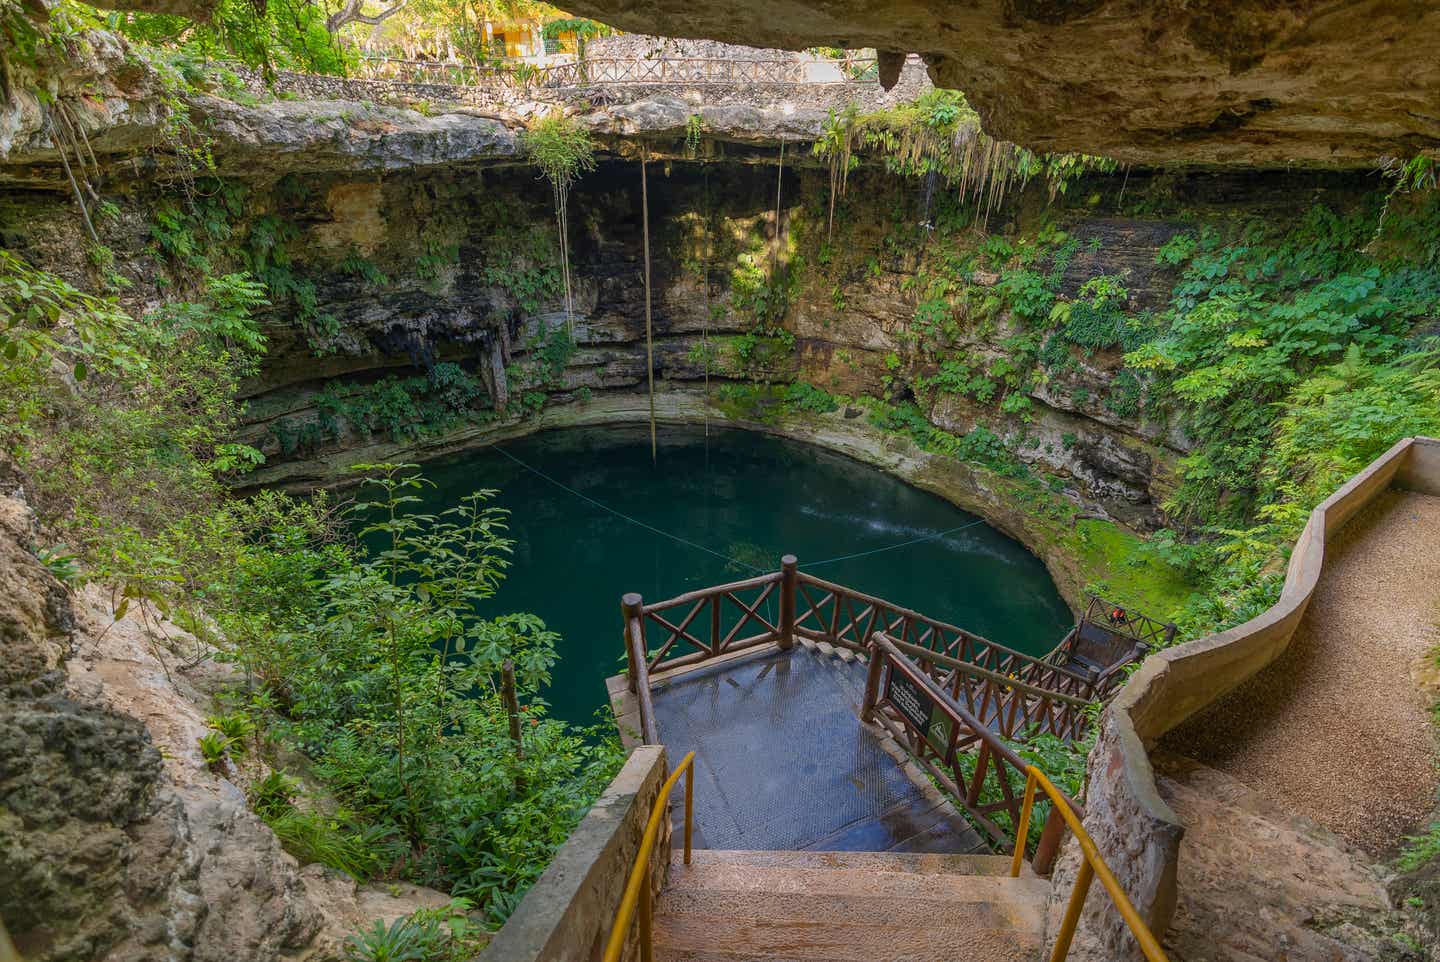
[
  {"xmin": 885, "ymin": 660, "xmax": 955, "ymax": 754},
  {"xmin": 885, "ymin": 664, "xmax": 936, "ymax": 734}
]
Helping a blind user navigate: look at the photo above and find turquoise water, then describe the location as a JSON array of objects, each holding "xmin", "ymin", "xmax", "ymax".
[{"xmin": 413, "ymin": 425, "xmax": 1073, "ymax": 725}]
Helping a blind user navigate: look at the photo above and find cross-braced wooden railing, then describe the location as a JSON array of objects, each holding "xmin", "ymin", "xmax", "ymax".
[
  {"xmin": 887, "ymin": 636, "xmax": 1092, "ymax": 741},
  {"xmin": 1082, "ymin": 594, "xmax": 1177, "ymax": 649},
  {"xmin": 792, "ymin": 572, "xmax": 1102, "ymax": 701},
  {"xmin": 351, "ymin": 54, "xmax": 879, "ymax": 91},
  {"xmin": 617, "ymin": 555, "xmax": 1149, "ymax": 748},
  {"xmin": 861, "ymin": 633, "xmax": 1077, "ymax": 866}
]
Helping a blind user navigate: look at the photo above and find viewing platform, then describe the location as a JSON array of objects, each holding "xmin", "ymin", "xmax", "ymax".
[
  {"xmin": 607, "ymin": 557, "xmax": 1167, "ymax": 860},
  {"xmin": 641, "ymin": 643, "xmax": 987, "ymax": 854}
]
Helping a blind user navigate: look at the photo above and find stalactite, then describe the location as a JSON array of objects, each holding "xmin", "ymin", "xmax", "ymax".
[{"xmin": 642, "ymin": 147, "xmax": 657, "ymax": 464}]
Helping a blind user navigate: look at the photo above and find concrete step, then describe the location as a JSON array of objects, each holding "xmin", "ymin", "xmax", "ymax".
[
  {"xmin": 664, "ymin": 861, "xmax": 1048, "ymax": 904},
  {"xmin": 678, "ymin": 849, "xmax": 1022, "ymax": 877},
  {"xmin": 656, "ymin": 850, "xmax": 1047, "ymax": 961},
  {"xmin": 654, "ymin": 913, "xmax": 1043, "ymax": 962}
]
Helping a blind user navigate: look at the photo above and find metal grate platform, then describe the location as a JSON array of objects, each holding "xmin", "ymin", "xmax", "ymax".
[{"xmin": 650, "ymin": 646, "xmax": 988, "ymax": 854}]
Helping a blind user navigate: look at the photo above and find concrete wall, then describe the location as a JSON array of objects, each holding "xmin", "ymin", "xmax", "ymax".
[
  {"xmin": 479, "ymin": 746, "xmax": 671, "ymax": 962},
  {"xmin": 1068, "ymin": 436, "xmax": 1440, "ymax": 960}
]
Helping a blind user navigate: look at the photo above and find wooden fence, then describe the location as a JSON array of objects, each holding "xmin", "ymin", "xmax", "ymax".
[
  {"xmin": 352, "ymin": 55, "xmax": 878, "ymax": 91},
  {"xmin": 617, "ymin": 557, "xmax": 1154, "ymax": 751},
  {"xmin": 861, "ymin": 633, "xmax": 1081, "ymax": 868}
]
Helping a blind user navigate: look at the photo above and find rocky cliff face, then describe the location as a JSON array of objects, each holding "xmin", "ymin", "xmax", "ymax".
[
  {"xmin": 0, "ymin": 493, "xmax": 450, "ymax": 961},
  {"xmin": 561, "ymin": 0, "xmax": 1440, "ymax": 168},
  {"xmin": 0, "ymin": 82, "xmax": 1382, "ymax": 533}
]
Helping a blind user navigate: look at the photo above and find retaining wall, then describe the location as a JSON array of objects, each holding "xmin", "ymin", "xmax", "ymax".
[
  {"xmin": 478, "ymin": 745, "xmax": 670, "ymax": 962},
  {"xmin": 1073, "ymin": 435, "xmax": 1440, "ymax": 959}
]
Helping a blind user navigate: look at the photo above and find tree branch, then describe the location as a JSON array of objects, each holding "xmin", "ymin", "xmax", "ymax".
[{"xmin": 326, "ymin": 0, "xmax": 407, "ymax": 33}]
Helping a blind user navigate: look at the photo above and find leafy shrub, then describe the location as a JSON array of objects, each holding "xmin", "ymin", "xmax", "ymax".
[
  {"xmin": 205, "ymin": 712, "xmax": 256, "ymax": 754},
  {"xmin": 266, "ymin": 809, "xmax": 391, "ymax": 880},
  {"xmin": 198, "ymin": 731, "xmax": 231, "ymax": 769},
  {"xmin": 784, "ymin": 382, "xmax": 839, "ymax": 414},
  {"xmin": 250, "ymin": 770, "xmax": 300, "ymax": 819},
  {"xmin": 343, "ymin": 916, "xmax": 445, "ymax": 962}
]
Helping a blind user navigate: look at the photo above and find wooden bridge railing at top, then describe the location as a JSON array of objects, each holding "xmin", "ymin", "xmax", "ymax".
[{"xmin": 350, "ymin": 55, "xmax": 879, "ymax": 91}]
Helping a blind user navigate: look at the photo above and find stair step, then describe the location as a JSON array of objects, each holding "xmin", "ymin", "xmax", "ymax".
[
  {"xmin": 654, "ymin": 912, "xmax": 1042, "ymax": 962},
  {"xmin": 664, "ymin": 862, "xmax": 1050, "ymax": 905},
  {"xmin": 678, "ymin": 849, "xmax": 1021, "ymax": 876},
  {"xmin": 658, "ymin": 887, "xmax": 1045, "ymax": 930}
]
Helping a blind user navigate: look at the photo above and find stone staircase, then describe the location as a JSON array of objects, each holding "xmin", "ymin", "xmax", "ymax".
[{"xmin": 652, "ymin": 849, "xmax": 1050, "ymax": 962}]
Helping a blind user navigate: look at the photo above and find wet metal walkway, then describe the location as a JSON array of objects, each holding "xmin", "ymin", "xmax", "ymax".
[{"xmin": 649, "ymin": 645, "xmax": 988, "ymax": 854}]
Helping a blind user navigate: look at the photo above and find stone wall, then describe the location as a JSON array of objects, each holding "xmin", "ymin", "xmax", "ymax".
[
  {"xmin": 240, "ymin": 68, "xmax": 515, "ymax": 112},
  {"xmin": 1061, "ymin": 435, "xmax": 1440, "ymax": 960},
  {"xmin": 478, "ymin": 745, "xmax": 672, "ymax": 962}
]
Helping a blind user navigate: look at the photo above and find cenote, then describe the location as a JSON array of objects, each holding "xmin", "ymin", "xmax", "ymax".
[{"xmin": 402, "ymin": 424, "xmax": 1073, "ymax": 725}]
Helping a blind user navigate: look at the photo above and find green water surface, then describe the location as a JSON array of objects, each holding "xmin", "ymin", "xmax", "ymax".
[{"xmin": 411, "ymin": 425, "xmax": 1073, "ymax": 725}]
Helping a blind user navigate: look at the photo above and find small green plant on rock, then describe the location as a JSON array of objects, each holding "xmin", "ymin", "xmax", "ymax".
[{"xmin": 198, "ymin": 731, "xmax": 231, "ymax": 769}]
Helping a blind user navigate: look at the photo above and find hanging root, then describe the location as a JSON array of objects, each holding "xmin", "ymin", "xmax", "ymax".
[
  {"xmin": 641, "ymin": 148, "xmax": 657, "ymax": 463},
  {"xmin": 50, "ymin": 113, "xmax": 99, "ymax": 245}
]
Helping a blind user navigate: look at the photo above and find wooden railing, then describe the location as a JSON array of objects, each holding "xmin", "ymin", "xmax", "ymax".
[
  {"xmin": 889, "ymin": 636, "xmax": 1092, "ymax": 741},
  {"xmin": 617, "ymin": 555, "xmax": 1130, "ymax": 751},
  {"xmin": 793, "ymin": 572, "xmax": 1101, "ymax": 701},
  {"xmin": 1081, "ymin": 594, "xmax": 1177, "ymax": 649},
  {"xmin": 861, "ymin": 633, "xmax": 1078, "ymax": 865},
  {"xmin": 350, "ymin": 54, "xmax": 878, "ymax": 91}
]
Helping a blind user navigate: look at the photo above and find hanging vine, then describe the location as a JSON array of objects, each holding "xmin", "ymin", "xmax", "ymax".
[
  {"xmin": 641, "ymin": 146, "xmax": 657, "ymax": 463},
  {"xmin": 523, "ymin": 114, "xmax": 596, "ymax": 334},
  {"xmin": 771, "ymin": 138, "xmax": 786, "ymax": 280},
  {"xmin": 702, "ymin": 169, "xmax": 712, "ymax": 438},
  {"xmin": 812, "ymin": 90, "xmax": 1116, "ymax": 222}
]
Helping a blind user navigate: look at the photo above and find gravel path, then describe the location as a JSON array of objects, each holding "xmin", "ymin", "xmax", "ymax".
[{"xmin": 1167, "ymin": 489, "xmax": 1440, "ymax": 854}]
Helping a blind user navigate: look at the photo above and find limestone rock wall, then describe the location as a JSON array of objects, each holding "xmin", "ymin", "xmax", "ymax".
[
  {"xmin": 0, "ymin": 126, "xmax": 1380, "ymax": 530},
  {"xmin": 0, "ymin": 492, "xmax": 449, "ymax": 961}
]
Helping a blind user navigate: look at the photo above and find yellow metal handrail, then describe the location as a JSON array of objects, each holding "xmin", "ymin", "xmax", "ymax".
[
  {"xmin": 1010, "ymin": 765, "xmax": 1168, "ymax": 962},
  {"xmin": 601, "ymin": 751, "xmax": 695, "ymax": 962}
]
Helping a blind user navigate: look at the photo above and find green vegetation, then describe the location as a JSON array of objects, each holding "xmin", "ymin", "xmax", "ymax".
[
  {"xmin": 523, "ymin": 115, "xmax": 597, "ymax": 331},
  {"xmin": 201, "ymin": 467, "xmax": 622, "ymax": 920},
  {"xmin": 813, "ymin": 90, "xmax": 1115, "ymax": 216},
  {"xmin": 1, "ymin": 245, "xmax": 621, "ymax": 926},
  {"xmin": 793, "ymin": 162, "xmax": 1440, "ymax": 645}
]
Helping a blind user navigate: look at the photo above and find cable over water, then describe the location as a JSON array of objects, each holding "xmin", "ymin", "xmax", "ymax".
[{"xmin": 489, "ymin": 442, "xmax": 990, "ymax": 572}]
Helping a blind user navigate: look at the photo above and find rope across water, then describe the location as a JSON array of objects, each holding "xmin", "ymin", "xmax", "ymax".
[{"xmin": 488, "ymin": 442, "xmax": 990, "ymax": 572}]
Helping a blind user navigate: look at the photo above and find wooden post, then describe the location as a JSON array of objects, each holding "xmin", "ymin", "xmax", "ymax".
[
  {"xmin": 778, "ymin": 554, "xmax": 798, "ymax": 650},
  {"xmin": 967, "ymin": 742, "xmax": 991, "ymax": 808},
  {"xmin": 502, "ymin": 660, "xmax": 524, "ymax": 760},
  {"xmin": 861, "ymin": 641, "xmax": 884, "ymax": 723},
  {"xmin": 622, "ymin": 592, "xmax": 645, "ymax": 693},
  {"xmin": 502, "ymin": 660, "xmax": 526, "ymax": 793},
  {"xmin": 1032, "ymin": 803, "xmax": 1069, "ymax": 877}
]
